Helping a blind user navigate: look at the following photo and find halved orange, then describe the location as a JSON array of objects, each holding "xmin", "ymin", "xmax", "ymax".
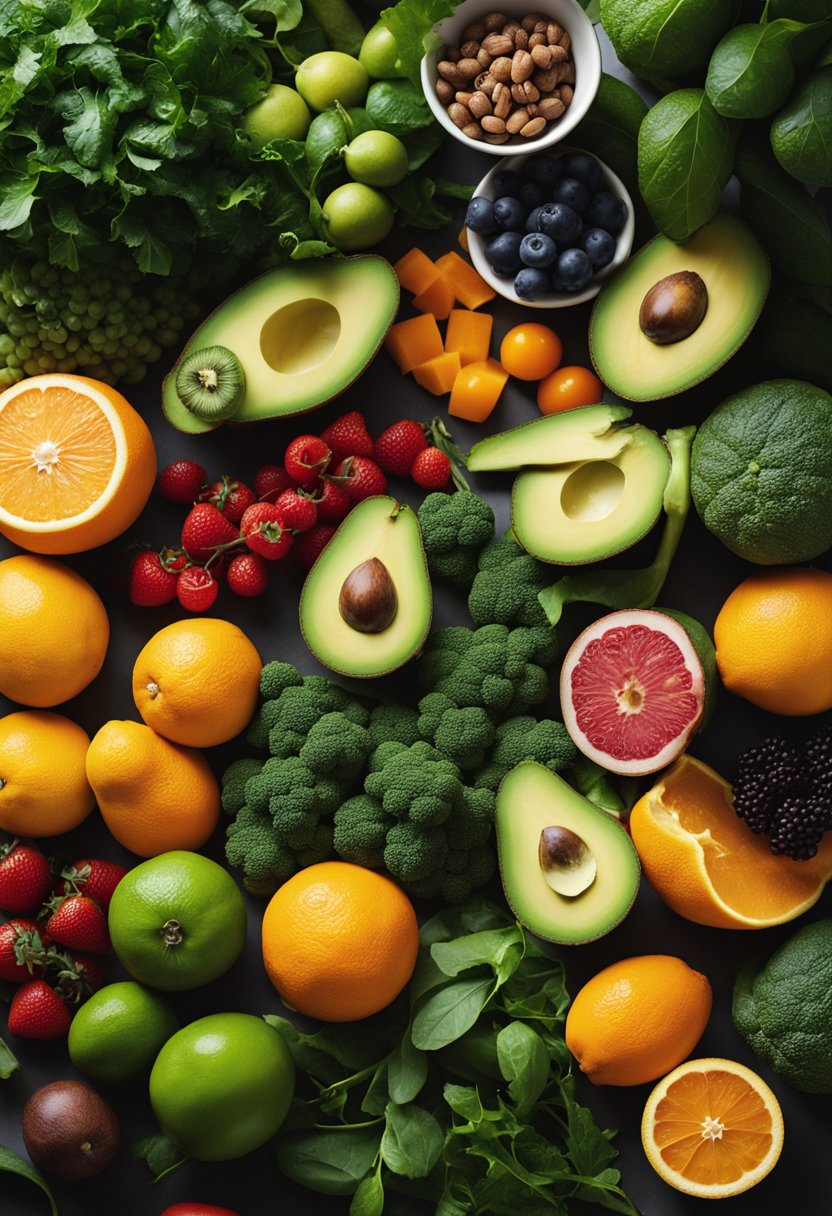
[
  {"xmin": 642, "ymin": 1058, "xmax": 784, "ymax": 1198},
  {"xmin": 0, "ymin": 373, "xmax": 156, "ymax": 554},
  {"xmin": 629, "ymin": 754, "xmax": 832, "ymax": 928}
]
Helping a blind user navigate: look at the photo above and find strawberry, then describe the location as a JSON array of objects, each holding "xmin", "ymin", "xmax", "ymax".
[
  {"xmin": 0, "ymin": 919, "xmax": 48, "ymax": 983},
  {"xmin": 254, "ymin": 464, "xmax": 293, "ymax": 501},
  {"xmin": 177, "ymin": 566, "xmax": 219, "ymax": 612},
  {"xmin": 241, "ymin": 502, "xmax": 293, "ymax": 560},
  {"xmin": 54, "ymin": 952, "xmax": 105, "ymax": 1003},
  {"xmin": 275, "ymin": 489, "xmax": 318, "ymax": 533},
  {"xmin": 227, "ymin": 552, "xmax": 270, "ymax": 597},
  {"xmin": 0, "ymin": 843, "xmax": 52, "ymax": 913},
  {"xmin": 374, "ymin": 419, "xmax": 428, "ymax": 477},
  {"xmin": 203, "ymin": 475, "xmax": 257, "ymax": 524},
  {"xmin": 157, "ymin": 460, "xmax": 207, "ymax": 504},
  {"xmin": 411, "ymin": 447, "xmax": 451, "ymax": 490},
  {"xmin": 319, "ymin": 411, "xmax": 375, "ymax": 464},
  {"xmin": 44, "ymin": 895, "xmax": 111, "ymax": 955},
  {"xmin": 54, "ymin": 859, "xmax": 127, "ymax": 911},
  {"xmin": 333, "ymin": 456, "xmax": 388, "ymax": 503},
  {"xmin": 284, "ymin": 435, "xmax": 331, "ymax": 486},
  {"xmin": 8, "ymin": 980, "xmax": 72, "ymax": 1039},
  {"xmin": 181, "ymin": 503, "xmax": 239, "ymax": 563},
  {"xmin": 128, "ymin": 548, "xmax": 179, "ymax": 607},
  {"xmin": 313, "ymin": 478, "xmax": 352, "ymax": 524},
  {"xmin": 294, "ymin": 523, "xmax": 337, "ymax": 571}
]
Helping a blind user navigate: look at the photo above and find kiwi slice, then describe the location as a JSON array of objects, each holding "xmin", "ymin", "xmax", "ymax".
[{"xmin": 176, "ymin": 345, "xmax": 245, "ymax": 421}]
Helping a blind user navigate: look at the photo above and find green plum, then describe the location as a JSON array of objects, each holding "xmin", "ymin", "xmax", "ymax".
[
  {"xmin": 323, "ymin": 183, "xmax": 394, "ymax": 250},
  {"xmin": 359, "ymin": 22, "xmax": 405, "ymax": 79},
  {"xmin": 242, "ymin": 84, "xmax": 311, "ymax": 145},
  {"xmin": 295, "ymin": 51, "xmax": 369, "ymax": 112},
  {"xmin": 344, "ymin": 130, "xmax": 409, "ymax": 187}
]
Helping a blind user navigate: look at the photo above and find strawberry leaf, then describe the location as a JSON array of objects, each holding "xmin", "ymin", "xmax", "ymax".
[{"xmin": 0, "ymin": 1034, "xmax": 18, "ymax": 1079}]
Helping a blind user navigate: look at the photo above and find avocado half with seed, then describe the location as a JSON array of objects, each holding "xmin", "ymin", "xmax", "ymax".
[
  {"xmin": 590, "ymin": 213, "xmax": 770, "ymax": 401},
  {"xmin": 163, "ymin": 256, "xmax": 399, "ymax": 432},
  {"xmin": 467, "ymin": 404, "xmax": 670, "ymax": 565},
  {"xmin": 299, "ymin": 496, "xmax": 432, "ymax": 679}
]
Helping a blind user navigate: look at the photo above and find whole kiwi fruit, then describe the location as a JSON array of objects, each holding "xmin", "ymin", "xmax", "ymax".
[
  {"xmin": 175, "ymin": 345, "xmax": 246, "ymax": 422},
  {"xmin": 22, "ymin": 1080, "xmax": 120, "ymax": 1182}
]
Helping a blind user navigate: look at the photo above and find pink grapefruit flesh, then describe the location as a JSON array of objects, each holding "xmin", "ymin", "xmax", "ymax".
[{"xmin": 560, "ymin": 609, "xmax": 705, "ymax": 776}]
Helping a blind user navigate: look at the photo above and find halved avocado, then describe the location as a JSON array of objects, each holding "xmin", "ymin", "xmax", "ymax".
[
  {"xmin": 496, "ymin": 761, "xmax": 640, "ymax": 946},
  {"xmin": 590, "ymin": 214, "xmax": 770, "ymax": 401},
  {"xmin": 299, "ymin": 496, "xmax": 431, "ymax": 678},
  {"xmin": 163, "ymin": 256, "xmax": 399, "ymax": 433},
  {"xmin": 511, "ymin": 425, "xmax": 670, "ymax": 564},
  {"xmin": 466, "ymin": 404, "xmax": 632, "ymax": 472}
]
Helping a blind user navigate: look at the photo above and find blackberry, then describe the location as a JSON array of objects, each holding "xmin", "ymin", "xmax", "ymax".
[
  {"xmin": 733, "ymin": 726, "xmax": 832, "ymax": 860},
  {"xmin": 805, "ymin": 724, "xmax": 832, "ymax": 786},
  {"xmin": 769, "ymin": 794, "xmax": 832, "ymax": 861},
  {"xmin": 733, "ymin": 736, "xmax": 805, "ymax": 834}
]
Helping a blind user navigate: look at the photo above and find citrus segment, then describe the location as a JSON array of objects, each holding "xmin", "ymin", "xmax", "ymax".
[
  {"xmin": 642, "ymin": 1058, "xmax": 784, "ymax": 1198},
  {"xmin": 630, "ymin": 755, "xmax": 832, "ymax": 928}
]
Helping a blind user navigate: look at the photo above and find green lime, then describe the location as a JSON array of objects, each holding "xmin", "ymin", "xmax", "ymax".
[
  {"xmin": 149, "ymin": 1013, "xmax": 295, "ymax": 1161},
  {"xmin": 242, "ymin": 83, "xmax": 312, "ymax": 145},
  {"xmin": 295, "ymin": 51, "xmax": 368, "ymax": 112},
  {"xmin": 322, "ymin": 182, "xmax": 394, "ymax": 250},
  {"xmin": 344, "ymin": 130, "xmax": 409, "ymax": 187},
  {"xmin": 359, "ymin": 22, "xmax": 405, "ymax": 79},
  {"xmin": 68, "ymin": 982, "xmax": 179, "ymax": 1081},
  {"xmin": 108, "ymin": 851, "xmax": 247, "ymax": 991}
]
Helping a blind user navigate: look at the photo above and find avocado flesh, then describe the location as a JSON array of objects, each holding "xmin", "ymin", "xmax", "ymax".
[
  {"xmin": 466, "ymin": 404, "xmax": 633, "ymax": 472},
  {"xmin": 497, "ymin": 761, "xmax": 640, "ymax": 946},
  {"xmin": 299, "ymin": 496, "xmax": 431, "ymax": 678},
  {"xmin": 163, "ymin": 256, "xmax": 399, "ymax": 433},
  {"xmin": 590, "ymin": 214, "xmax": 770, "ymax": 401},
  {"xmin": 511, "ymin": 424, "xmax": 670, "ymax": 564}
]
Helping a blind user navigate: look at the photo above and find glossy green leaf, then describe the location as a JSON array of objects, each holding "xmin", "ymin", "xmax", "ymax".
[{"xmin": 0, "ymin": 1144, "xmax": 58, "ymax": 1216}]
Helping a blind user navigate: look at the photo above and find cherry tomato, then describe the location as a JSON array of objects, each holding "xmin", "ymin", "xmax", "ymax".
[
  {"xmin": 537, "ymin": 365, "xmax": 604, "ymax": 414},
  {"xmin": 499, "ymin": 323, "xmax": 562, "ymax": 381}
]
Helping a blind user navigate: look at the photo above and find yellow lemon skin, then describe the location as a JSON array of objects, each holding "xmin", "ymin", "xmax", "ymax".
[{"xmin": 0, "ymin": 710, "xmax": 94, "ymax": 836}]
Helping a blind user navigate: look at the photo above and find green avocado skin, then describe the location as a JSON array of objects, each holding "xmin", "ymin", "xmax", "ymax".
[
  {"xmin": 733, "ymin": 918, "xmax": 832, "ymax": 1094},
  {"xmin": 691, "ymin": 378, "xmax": 832, "ymax": 564}
]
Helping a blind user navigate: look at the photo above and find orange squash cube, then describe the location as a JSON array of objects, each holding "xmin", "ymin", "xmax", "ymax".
[
  {"xmin": 393, "ymin": 248, "xmax": 439, "ymax": 296},
  {"xmin": 449, "ymin": 358, "xmax": 509, "ymax": 423},
  {"xmin": 384, "ymin": 314, "xmax": 444, "ymax": 375},
  {"xmin": 445, "ymin": 309, "xmax": 493, "ymax": 367},
  {"xmin": 412, "ymin": 352, "xmax": 462, "ymax": 396},
  {"xmin": 435, "ymin": 251, "xmax": 496, "ymax": 310},
  {"xmin": 412, "ymin": 273, "xmax": 456, "ymax": 321}
]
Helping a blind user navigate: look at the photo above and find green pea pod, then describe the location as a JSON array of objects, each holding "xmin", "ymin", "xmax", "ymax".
[{"xmin": 304, "ymin": 0, "xmax": 365, "ymax": 56}]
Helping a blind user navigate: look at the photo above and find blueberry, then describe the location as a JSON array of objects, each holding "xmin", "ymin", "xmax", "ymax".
[
  {"xmin": 538, "ymin": 202, "xmax": 582, "ymax": 245},
  {"xmin": 492, "ymin": 170, "xmax": 523, "ymax": 198},
  {"xmin": 581, "ymin": 227, "xmax": 617, "ymax": 269},
  {"xmin": 525, "ymin": 206, "xmax": 543, "ymax": 233},
  {"xmin": 485, "ymin": 231, "xmax": 524, "ymax": 276},
  {"xmin": 519, "ymin": 180, "xmax": 546, "ymax": 210},
  {"xmin": 585, "ymin": 191, "xmax": 627, "ymax": 234},
  {"xmin": 524, "ymin": 154, "xmax": 564, "ymax": 188},
  {"xmin": 465, "ymin": 196, "xmax": 498, "ymax": 236},
  {"xmin": 551, "ymin": 177, "xmax": 591, "ymax": 214},
  {"xmin": 493, "ymin": 195, "xmax": 527, "ymax": 233},
  {"xmin": 519, "ymin": 232, "xmax": 558, "ymax": 268},
  {"xmin": 563, "ymin": 153, "xmax": 603, "ymax": 193},
  {"xmin": 556, "ymin": 248, "xmax": 594, "ymax": 293},
  {"xmin": 514, "ymin": 267, "xmax": 551, "ymax": 301}
]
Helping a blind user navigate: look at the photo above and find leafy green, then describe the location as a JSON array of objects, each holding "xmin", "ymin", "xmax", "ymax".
[
  {"xmin": 600, "ymin": 0, "xmax": 739, "ymax": 84},
  {"xmin": 638, "ymin": 89, "xmax": 737, "ymax": 240},
  {"xmin": 133, "ymin": 1131, "xmax": 187, "ymax": 1182},
  {"xmin": 756, "ymin": 279, "xmax": 832, "ymax": 391},
  {"xmin": 706, "ymin": 20, "xmax": 807, "ymax": 118},
  {"xmin": 572, "ymin": 74, "xmax": 648, "ymax": 194},
  {"xmin": 770, "ymin": 65, "xmax": 832, "ymax": 184},
  {"xmin": 0, "ymin": 1143, "xmax": 58, "ymax": 1216},
  {"xmin": 0, "ymin": 1034, "xmax": 18, "ymax": 1079},
  {"xmin": 769, "ymin": 0, "xmax": 832, "ymax": 19},
  {"xmin": 380, "ymin": 0, "xmax": 459, "ymax": 87}
]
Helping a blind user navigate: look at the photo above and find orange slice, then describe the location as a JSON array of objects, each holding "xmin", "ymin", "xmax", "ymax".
[
  {"xmin": 642, "ymin": 1058, "xmax": 784, "ymax": 1198},
  {"xmin": 0, "ymin": 373, "xmax": 156, "ymax": 555},
  {"xmin": 629, "ymin": 754, "xmax": 832, "ymax": 928}
]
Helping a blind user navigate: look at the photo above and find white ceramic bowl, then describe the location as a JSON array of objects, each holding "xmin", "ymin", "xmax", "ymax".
[
  {"xmin": 467, "ymin": 146, "xmax": 635, "ymax": 308},
  {"xmin": 421, "ymin": 0, "xmax": 601, "ymax": 158}
]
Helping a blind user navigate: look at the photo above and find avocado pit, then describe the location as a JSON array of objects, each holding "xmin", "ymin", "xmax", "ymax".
[
  {"xmin": 539, "ymin": 825, "xmax": 597, "ymax": 898},
  {"xmin": 339, "ymin": 557, "xmax": 398, "ymax": 633},
  {"xmin": 22, "ymin": 1080, "xmax": 120, "ymax": 1182},
  {"xmin": 639, "ymin": 271, "xmax": 708, "ymax": 345}
]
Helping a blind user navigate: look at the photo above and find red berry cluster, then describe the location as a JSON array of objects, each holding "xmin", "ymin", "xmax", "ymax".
[
  {"xmin": 134, "ymin": 413, "xmax": 455, "ymax": 611},
  {"xmin": 0, "ymin": 842, "xmax": 127, "ymax": 1040}
]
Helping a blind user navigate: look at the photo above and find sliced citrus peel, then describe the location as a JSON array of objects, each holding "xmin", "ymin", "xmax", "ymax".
[
  {"xmin": 641, "ymin": 1057, "xmax": 784, "ymax": 1199},
  {"xmin": 630, "ymin": 755, "xmax": 832, "ymax": 928}
]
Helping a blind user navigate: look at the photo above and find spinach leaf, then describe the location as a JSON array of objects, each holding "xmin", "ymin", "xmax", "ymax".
[
  {"xmin": 380, "ymin": 0, "xmax": 460, "ymax": 87},
  {"xmin": 350, "ymin": 1167, "xmax": 385, "ymax": 1216},
  {"xmin": 381, "ymin": 1101, "xmax": 444, "ymax": 1178},
  {"xmin": 0, "ymin": 1144, "xmax": 58, "ymax": 1216},
  {"xmin": 387, "ymin": 1033, "xmax": 429, "ymax": 1104},
  {"xmin": 366, "ymin": 80, "xmax": 434, "ymax": 136},
  {"xmin": 572, "ymin": 73, "xmax": 647, "ymax": 194},
  {"xmin": 496, "ymin": 1022, "xmax": 550, "ymax": 1117},
  {"xmin": 277, "ymin": 1128, "xmax": 382, "ymax": 1195},
  {"xmin": 385, "ymin": 176, "xmax": 453, "ymax": 228},
  {"xmin": 771, "ymin": 65, "xmax": 832, "ymax": 184},
  {"xmin": 638, "ymin": 89, "xmax": 737, "ymax": 241},
  {"xmin": 133, "ymin": 1131, "xmax": 187, "ymax": 1181},
  {"xmin": 411, "ymin": 975, "xmax": 494, "ymax": 1050},
  {"xmin": 706, "ymin": 21, "xmax": 807, "ymax": 118},
  {"xmin": 431, "ymin": 926, "xmax": 524, "ymax": 978},
  {"xmin": 0, "ymin": 1033, "xmax": 18, "ymax": 1079},
  {"xmin": 600, "ymin": 0, "xmax": 738, "ymax": 84}
]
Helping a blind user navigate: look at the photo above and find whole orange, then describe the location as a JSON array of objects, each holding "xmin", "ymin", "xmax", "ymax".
[
  {"xmin": 0, "ymin": 711, "xmax": 94, "ymax": 836},
  {"xmin": 261, "ymin": 862, "xmax": 419, "ymax": 1022},
  {"xmin": 132, "ymin": 618, "xmax": 261, "ymax": 748},
  {"xmin": 714, "ymin": 566, "xmax": 832, "ymax": 715}
]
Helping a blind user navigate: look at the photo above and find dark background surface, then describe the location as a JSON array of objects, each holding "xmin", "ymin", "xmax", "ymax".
[{"xmin": 2, "ymin": 24, "xmax": 831, "ymax": 1216}]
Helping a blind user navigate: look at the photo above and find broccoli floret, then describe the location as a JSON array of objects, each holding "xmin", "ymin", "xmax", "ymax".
[
  {"xmin": 474, "ymin": 716, "xmax": 577, "ymax": 791},
  {"xmin": 295, "ymin": 822, "xmax": 335, "ymax": 868},
  {"xmin": 299, "ymin": 712, "xmax": 371, "ymax": 782},
  {"xmin": 469, "ymin": 536, "xmax": 552, "ymax": 629},
  {"xmin": 420, "ymin": 625, "xmax": 549, "ymax": 721},
  {"xmin": 246, "ymin": 756, "xmax": 342, "ymax": 848},
  {"xmin": 418, "ymin": 491, "xmax": 496, "ymax": 589},
  {"xmin": 262, "ymin": 677, "xmax": 369, "ymax": 758},
  {"xmin": 367, "ymin": 703, "xmax": 421, "ymax": 750},
  {"xmin": 333, "ymin": 795, "xmax": 392, "ymax": 868},
  {"xmin": 418, "ymin": 693, "xmax": 495, "ymax": 771},
  {"xmin": 221, "ymin": 758, "xmax": 262, "ymax": 815},
  {"xmin": 365, "ymin": 741, "xmax": 463, "ymax": 826},
  {"xmin": 225, "ymin": 805, "xmax": 297, "ymax": 897},
  {"xmin": 384, "ymin": 821, "xmax": 447, "ymax": 883},
  {"xmin": 259, "ymin": 661, "xmax": 304, "ymax": 702},
  {"xmin": 444, "ymin": 787, "xmax": 495, "ymax": 848}
]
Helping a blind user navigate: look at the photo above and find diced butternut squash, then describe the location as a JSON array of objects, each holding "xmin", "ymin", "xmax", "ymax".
[
  {"xmin": 458, "ymin": 226, "xmax": 469, "ymax": 253},
  {"xmin": 435, "ymin": 251, "xmax": 496, "ymax": 310},
  {"xmin": 449, "ymin": 358, "xmax": 509, "ymax": 423},
  {"xmin": 385, "ymin": 314, "xmax": 444, "ymax": 375},
  {"xmin": 445, "ymin": 309, "xmax": 493, "ymax": 367},
  {"xmin": 412, "ymin": 351, "xmax": 462, "ymax": 396},
  {"xmin": 412, "ymin": 273, "xmax": 456, "ymax": 321},
  {"xmin": 393, "ymin": 248, "xmax": 439, "ymax": 296}
]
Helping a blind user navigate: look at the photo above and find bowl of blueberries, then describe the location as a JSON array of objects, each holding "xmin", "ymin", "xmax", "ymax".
[{"xmin": 465, "ymin": 146, "xmax": 634, "ymax": 306}]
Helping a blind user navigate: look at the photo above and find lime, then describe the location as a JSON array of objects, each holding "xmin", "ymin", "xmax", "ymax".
[
  {"xmin": 68, "ymin": 982, "xmax": 179, "ymax": 1081},
  {"xmin": 295, "ymin": 51, "xmax": 368, "ymax": 112},
  {"xmin": 359, "ymin": 22, "xmax": 405, "ymax": 79},
  {"xmin": 305, "ymin": 106, "xmax": 371, "ymax": 173},
  {"xmin": 322, "ymin": 183, "xmax": 394, "ymax": 250},
  {"xmin": 344, "ymin": 130, "xmax": 409, "ymax": 188},
  {"xmin": 108, "ymin": 851, "xmax": 246, "ymax": 991},
  {"xmin": 242, "ymin": 84, "xmax": 312, "ymax": 145},
  {"xmin": 149, "ymin": 1013, "xmax": 295, "ymax": 1161}
]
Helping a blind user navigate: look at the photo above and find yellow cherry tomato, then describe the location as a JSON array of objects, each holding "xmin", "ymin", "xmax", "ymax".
[
  {"xmin": 499, "ymin": 323, "xmax": 562, "ymax": 381},
  {"xmin": 537, "ymin": 365, "xmax": 604, "ymax": 414}
]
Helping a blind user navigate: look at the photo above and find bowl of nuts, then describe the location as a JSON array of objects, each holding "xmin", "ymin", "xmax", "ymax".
[{"xmin": 420, "ymin": 0, "xmax": 601, "ymax": 155}]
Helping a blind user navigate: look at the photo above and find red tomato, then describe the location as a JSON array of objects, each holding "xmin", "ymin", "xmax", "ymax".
[
  {"xmin": 537, "ymin": 365, "xmax": 604, "ymax": 414},
  {"xmin": 499, "ymin": 323, "xmax": 562, "ymax": 381},
  {"xmin": 160, "ymin": 1206, "xmax": 240, "ymax": 1216}
]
